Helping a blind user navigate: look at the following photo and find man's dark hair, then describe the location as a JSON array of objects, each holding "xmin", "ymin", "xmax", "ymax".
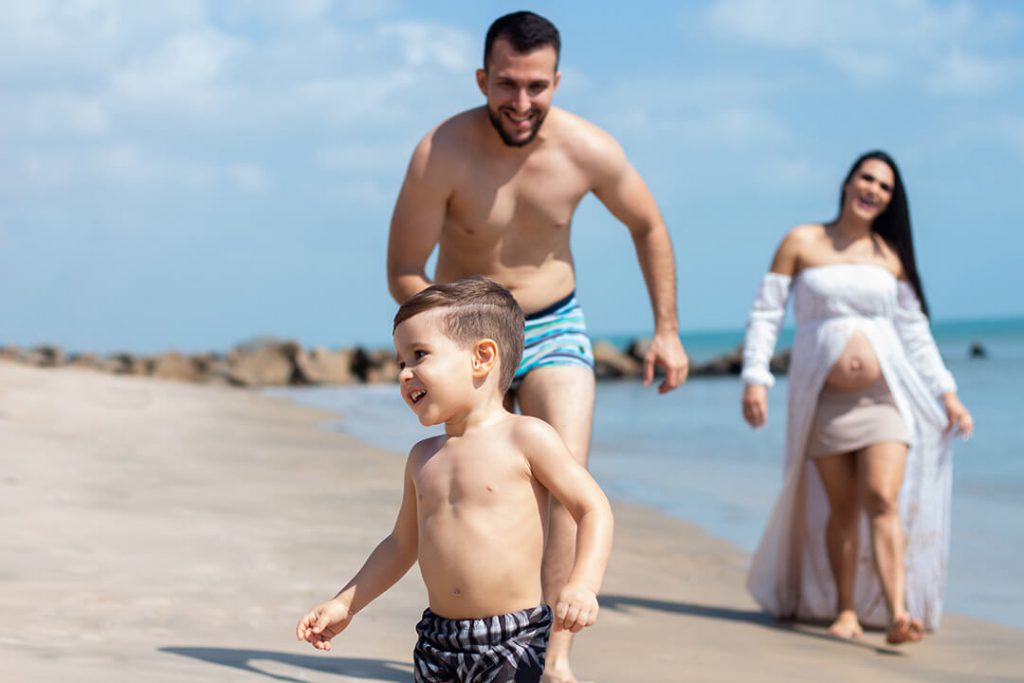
[{"xmin": 484, "ymin": 11, "xmax": 561, "ymax": 70}]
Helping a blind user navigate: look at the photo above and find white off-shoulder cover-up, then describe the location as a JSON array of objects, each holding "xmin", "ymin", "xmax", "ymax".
[{"xmin": 741, "ymin": 263, "xmax": 957, "ymax": 630}]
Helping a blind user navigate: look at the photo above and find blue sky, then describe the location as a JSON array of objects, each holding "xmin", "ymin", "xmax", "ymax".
[{"xmin": 2, "ymin": 0, "xmax": 1023, "ymax": 354}]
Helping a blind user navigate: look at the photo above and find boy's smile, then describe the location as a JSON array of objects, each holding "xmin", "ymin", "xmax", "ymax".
[{"xmin": 394, "ymin": 310, "xmax": 476, "ymax": 426}]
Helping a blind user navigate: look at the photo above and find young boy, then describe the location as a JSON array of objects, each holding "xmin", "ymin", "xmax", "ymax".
[{"xmin": 296, "ymin": 276, "xmax": 614, "ymax": 682}]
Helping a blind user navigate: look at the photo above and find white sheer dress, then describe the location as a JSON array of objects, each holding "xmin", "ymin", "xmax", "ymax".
[{"xmin": 741, "ymin": 263, "xmax": 956, "ymax": 629}]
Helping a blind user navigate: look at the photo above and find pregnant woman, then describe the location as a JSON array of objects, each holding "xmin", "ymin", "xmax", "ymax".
[{"xmin": 740, "ymin": 151, "xmax": 973, "ymax": 644}]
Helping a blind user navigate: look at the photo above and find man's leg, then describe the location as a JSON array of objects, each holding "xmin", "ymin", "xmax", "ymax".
[{"xmin": 516, "ymin": 364, "xmax": 596, "ymax": 683}]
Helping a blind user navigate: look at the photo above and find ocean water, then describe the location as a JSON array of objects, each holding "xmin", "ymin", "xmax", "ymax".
[{"xmin": 275, "ymin": 316, "xmax": 1024, "ymax": 630}]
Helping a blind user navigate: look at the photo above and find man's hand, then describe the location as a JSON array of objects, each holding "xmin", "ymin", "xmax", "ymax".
[
  {"xmin": 643, "ymin": 330, "xmax": 689, "ymax": 394},
  {"xmin": 554, "ymin": 582, "xmax": 600, "ymax": 633},
  {"xmin": 295, "ymin": 598, "xmax": 353, "ymax": 651}
]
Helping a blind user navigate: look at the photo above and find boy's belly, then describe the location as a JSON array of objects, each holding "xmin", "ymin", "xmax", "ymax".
[{"xmin": 418, "ymin": 517, "xmax": 545, "ymax": 619}]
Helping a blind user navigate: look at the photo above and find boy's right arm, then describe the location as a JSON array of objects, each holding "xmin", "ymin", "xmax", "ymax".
[
  {"xmin": 519, "ymin": 419, "xmax": 614, "ymax": 633},
  {"xmin": 296, "ymin": 451, "xmax": 420, "ymax": 651}
]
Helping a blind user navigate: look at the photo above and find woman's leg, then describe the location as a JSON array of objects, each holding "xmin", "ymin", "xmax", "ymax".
[
  {"xmin": 857, "ymin": 441, "xmax": 923, "ymax": 644},
  {"xmin": 813, "ymin": 452, "xmax": 863, "ymax": 638}
]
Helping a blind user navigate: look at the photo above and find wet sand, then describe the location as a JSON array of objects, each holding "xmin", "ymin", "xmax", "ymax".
[{"xmin": 1, "ymin": 362, "xmax": 1021, "ymax": 682}]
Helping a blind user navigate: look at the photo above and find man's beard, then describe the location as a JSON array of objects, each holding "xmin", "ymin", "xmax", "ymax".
[{"xmin": 487, "ymin": 107, "xmax": 546, "ymax": 147}]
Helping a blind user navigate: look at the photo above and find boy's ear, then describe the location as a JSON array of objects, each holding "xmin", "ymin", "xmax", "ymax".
[{"xmin": 471, "ymin": 339, "xmax": 499, "ymax": 377}]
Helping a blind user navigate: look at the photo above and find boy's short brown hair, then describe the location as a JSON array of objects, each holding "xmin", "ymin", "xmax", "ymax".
[{"xmin": 393, "ymin": 277, "xmax": 525, "ymax": 392}]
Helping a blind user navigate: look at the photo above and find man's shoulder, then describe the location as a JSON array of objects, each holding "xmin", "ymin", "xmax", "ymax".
[
  {"xmin": 548, "ymin": 108, "xmax": 618, "ymax": 152},
  {"xmin": 405, "ymin": 109, "xmax": 485, "ymax": 181},
  {"xmin": 422, "ymin": 107, "xmax": 487, "ymax": 150},
  {"xmin": 545, "ymin": 108, "xmax": 626, "ymax": 176}
]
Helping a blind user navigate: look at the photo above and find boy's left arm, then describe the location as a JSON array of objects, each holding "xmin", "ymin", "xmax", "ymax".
[{"xmin": 520, "ymin": 419, "xmax": 614, "ymax": 633}]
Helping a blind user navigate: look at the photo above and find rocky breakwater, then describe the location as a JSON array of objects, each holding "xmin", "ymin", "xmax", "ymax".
[
  {"xmin": 0, "ymin": 339, "xmax": 400, "ymax": 388},
  {"xmin": 0, "ymin": 337, "xmax": 790, "ymax": 387},
  {"xmin": 593, "ymin": 339, "xmax": 790, "ymax": 380}
]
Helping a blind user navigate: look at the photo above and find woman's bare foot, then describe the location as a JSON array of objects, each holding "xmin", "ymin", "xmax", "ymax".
[
  {"xmin": 886, "ymin": 613, "xmax": 924, "ymax": 645},
  {"xmin": 827, "ymin": 609, "xmax": 863, "ymax": 640}
]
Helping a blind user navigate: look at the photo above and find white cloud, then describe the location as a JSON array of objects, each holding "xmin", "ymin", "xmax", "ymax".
[
  {"xmin": 330, "ymin": 178, "xmax": 392, "ymax": 207},
  {"xmin": 228, "ymin": 163, "xmax": 272, "ymax": 193},
  {"xmin": 8, "ymin": 145, "xmax": 271, "ymax": 196},
  {"xmin": 377, "ymin": 21, "xmax": 476, "ymax": 71},
  {"xmin": 18, "ymin": 150, "xmax": 75, "ymax": 188},
  {"xmin": 706, "ymin": 0, "xmax": 976, "ymax": 49},
  {"xmin": 0, "ymin": 1, "xmax": 206, "ymax": 78},
  {"xmin": 926, "ymin": 50, "xmax": 1014, "ymax": 95},
  {"xmin": 755, "ymin": 157, "xmax": 820, "ymax": 191},
  {"xmin": 316, "ymin": 143, "xmax": 409, "ymax": 172},
  {"xmin": 705, "ymin": 0, "xmax": 1020, "ymax": 95},
  {"xmin": 110, "ymin": 29, "xmax": 244, "ymax": 110},
  {"xmin": 0, "ymin": 93, "xmax": 108, "ymax": 137},
  {"xmin": 597, "ymin": 73, "xmax": 791, "ymax": 151},
  {"xmin": 216, "ymin": 0, "xmax": 331, "ymax": 26}
]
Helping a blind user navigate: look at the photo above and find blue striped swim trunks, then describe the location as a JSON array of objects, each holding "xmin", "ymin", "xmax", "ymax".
[{"xmin": 512, "ymin": 290, "xmax": 594, "ymax": 388}]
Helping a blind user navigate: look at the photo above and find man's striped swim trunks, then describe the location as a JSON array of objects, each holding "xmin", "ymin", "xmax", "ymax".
[
  {"xmin": 512, "ymin": 291, "xmax": 594, "ymax": 389},
  {"xmin": 413, "ymin": 604, "xmax": 552, "ymax": 683}
]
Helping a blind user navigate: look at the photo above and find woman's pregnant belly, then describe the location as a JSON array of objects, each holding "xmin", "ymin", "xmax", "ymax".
[{"xmin": 824, "ymin": 330, "xmax": 882, "ymax": 391}]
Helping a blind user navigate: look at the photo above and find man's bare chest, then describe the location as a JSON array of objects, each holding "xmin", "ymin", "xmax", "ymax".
[{"xmin": 445, "ymin": 155, "xmax": 591, "ymax": 238}]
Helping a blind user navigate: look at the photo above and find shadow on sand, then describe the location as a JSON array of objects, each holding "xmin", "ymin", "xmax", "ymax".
[
  {"xmin": 599, "ymin": 593, "xmax": 904, "ymax": 656},
  {"xmin": 160, "ymin": 647, "xmax": 413, "ymax": 682}
]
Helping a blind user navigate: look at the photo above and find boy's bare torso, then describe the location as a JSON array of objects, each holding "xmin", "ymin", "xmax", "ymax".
[
  {"xmin": 412, "ymin": 416, "xmax": 548, "ymax": 619},
  {"xmin": 430, "ymin": 107, "xmax": 604, "ymax": 313}
]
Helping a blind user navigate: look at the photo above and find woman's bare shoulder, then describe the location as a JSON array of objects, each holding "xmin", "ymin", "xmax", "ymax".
[{"xmin": 771, "ymin": 224, "xmax": 825, "ymax": 274}]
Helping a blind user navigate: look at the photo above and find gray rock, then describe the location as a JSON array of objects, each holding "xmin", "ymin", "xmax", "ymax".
[
  {"xmin": 228, "ymin": 341, "xmax": 301, "ymax": 387},
  {"xmin": 593, "ymin": 340, "xmax": 642, "ymax": 379},
  {"xmin": 150, "ymin": 352, "xmax": 202, "ymax": 383},
  {"xmin": 295, "ymin": 347, "xmax": 356, "ymax": 385}
]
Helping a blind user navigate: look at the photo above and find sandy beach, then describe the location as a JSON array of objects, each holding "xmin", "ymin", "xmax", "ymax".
[{"xmin": 2, "ymin": 361, "xmax": 1022, "ymax": 682}]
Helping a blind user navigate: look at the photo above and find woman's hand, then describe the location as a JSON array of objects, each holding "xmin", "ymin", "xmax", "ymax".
[
  {"xmin": 942, "ymin": 392, "xmax": 974, "ymax": 439},
  {"xmin": 743, "ymin": 384, "xmax": 769, "ymax": 428}
]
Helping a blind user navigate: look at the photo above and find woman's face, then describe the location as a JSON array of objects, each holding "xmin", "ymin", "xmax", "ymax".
[{"xmin": 843, "ymin": 158, "xmax": 895, "ymax": 223}]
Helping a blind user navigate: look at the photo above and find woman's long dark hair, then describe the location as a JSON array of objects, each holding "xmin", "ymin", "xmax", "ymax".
[{"xmin": 836, "ymin": 150, "xmax": 930, "ymax": 317}]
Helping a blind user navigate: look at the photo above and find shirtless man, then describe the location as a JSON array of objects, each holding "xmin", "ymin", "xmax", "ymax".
[{"xmin": 386, "ymin": 12, "xmax": 688, "ymax": 681}]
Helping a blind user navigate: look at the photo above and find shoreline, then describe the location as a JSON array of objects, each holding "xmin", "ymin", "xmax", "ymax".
[{"xmin": 2, "ymin": 362, "xmax": 1022, "ymax": 682}]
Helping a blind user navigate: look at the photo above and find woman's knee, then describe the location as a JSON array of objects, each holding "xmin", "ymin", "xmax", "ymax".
[
  {"xmin": 862, "ymin": 486, "xmax": 899, "ymax": 518},
  {"xmin": 827, "ymin": 495, "xmax": 860, "ymax": 527}
]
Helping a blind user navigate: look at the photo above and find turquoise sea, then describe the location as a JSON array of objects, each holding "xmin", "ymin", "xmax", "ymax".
[{"xmin": 276, "ymin": 316, "xmax": 1024, "ymax": 630}]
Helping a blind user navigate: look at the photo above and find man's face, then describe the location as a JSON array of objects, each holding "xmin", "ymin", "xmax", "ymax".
[{"xmin": 476, "ymin": 39, "xmax": 560, "ymax": 148}]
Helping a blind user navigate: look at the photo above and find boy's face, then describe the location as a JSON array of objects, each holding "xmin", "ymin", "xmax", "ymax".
[{"xmin": 393, "ymin": 310, "xmax": 477, "ymax": 426}]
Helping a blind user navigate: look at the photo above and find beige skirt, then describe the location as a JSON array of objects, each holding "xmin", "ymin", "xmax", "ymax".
[{"xmin": 806, "ymin": 377, "xmax": 911, "ymax": 458}]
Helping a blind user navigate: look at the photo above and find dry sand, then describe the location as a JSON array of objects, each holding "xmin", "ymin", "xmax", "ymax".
[{"xmin": 1, "ymin": 362, "xmax": 1021, "ymax": 682}]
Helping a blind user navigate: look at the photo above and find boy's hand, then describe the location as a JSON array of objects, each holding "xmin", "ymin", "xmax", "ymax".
[
  {"xmin": 553, "ymin": 583, "xmax": 599, "ymax": 633},
  {"xmin": 295, "ymin": 599, "xmax": 353, "ymax": 651}
]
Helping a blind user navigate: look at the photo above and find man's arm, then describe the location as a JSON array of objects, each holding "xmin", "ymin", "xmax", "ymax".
[
  {"xmin": 386, "ymin": 134, "xmax": 450, "ymax": 303},
  {"xmin": 519, "ymin": 418, "xmax": 613, "ymax": 632},
  {"xmin": 590, "ymin": 135, "xmax": 689, "ymax": 393},
  {"xmin": 296, "ymin": 451, "xmax": 420, "ymax": 650}
]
